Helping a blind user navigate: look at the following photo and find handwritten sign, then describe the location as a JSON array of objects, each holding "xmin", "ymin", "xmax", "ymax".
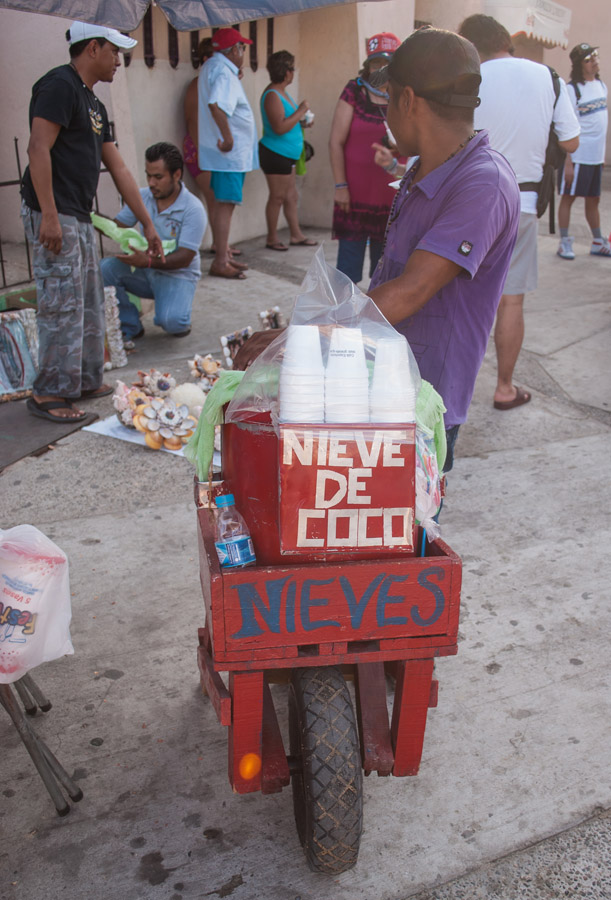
[
  {"xmin": 279, "ymin": 424, "xmax": 415, "ymax": 555},
  {"xmin": 224, "ymin": 564, "xmax": 449, "ymax": 646}
]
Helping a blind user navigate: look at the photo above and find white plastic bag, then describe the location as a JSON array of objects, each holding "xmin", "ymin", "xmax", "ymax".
[{"xmin": 0, "ymin": 525, "xmax": 74, "ymax": 683}]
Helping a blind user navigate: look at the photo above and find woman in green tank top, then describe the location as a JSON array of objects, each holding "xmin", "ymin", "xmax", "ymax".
[{"xmin": 259, "ymin": 51, "xmax": 318, "ymax": 251}]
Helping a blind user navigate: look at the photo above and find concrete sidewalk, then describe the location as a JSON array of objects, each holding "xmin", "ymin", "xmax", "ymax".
[{"xmin": 0, "ymin": 220, "xmax": 610, "ymax": 900}]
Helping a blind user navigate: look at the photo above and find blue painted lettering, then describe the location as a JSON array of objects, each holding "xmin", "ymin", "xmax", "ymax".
[
  {"xmin": 230, "ymin": 576, "xmax": 291, "ymax": 638},
  {"xmin": 300, "ymin": 578, "xmax": 340, "ymax": 631},
  {"xmin": 412, "ymin": 567, "xmax": 445, "ymax": 626},
  {"xmin": 376, "ymin": 574, "xmax": 409, "ymax": 626},
  {"xmin": 340, "ymin": 572, "xmax": 386, "ymax": 629}
]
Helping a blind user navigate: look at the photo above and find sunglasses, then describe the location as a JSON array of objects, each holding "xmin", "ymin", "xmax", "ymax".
[{"xmin": 583, "ymin": 52, "xmax": 598, "ymax": 62}]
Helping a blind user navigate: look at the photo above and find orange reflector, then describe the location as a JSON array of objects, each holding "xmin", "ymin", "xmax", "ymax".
[{"xmin": 238, "ymin": 752, "xmax": 262, "ymax": 780}]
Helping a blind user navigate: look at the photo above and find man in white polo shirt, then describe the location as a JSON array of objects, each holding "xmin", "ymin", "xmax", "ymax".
[
  {"xmin": 198, "ymin": 27, "xmax": 258, "ymax": 280},
  {"xmin": 100, "ymin": 142, "xmax": 207, "ymax": 343},
  {"xmin": 459, "ymin": 15, "xmax": 579, "ymax": 411}
]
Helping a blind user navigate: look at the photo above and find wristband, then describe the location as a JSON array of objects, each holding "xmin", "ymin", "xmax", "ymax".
[
  {"xmin": 384, "ymin": 157, "xmax": 398, "ymax": 174},
  {"xmin": 334, "ymin": 182, "xmax": 348, "ymax": 189}
]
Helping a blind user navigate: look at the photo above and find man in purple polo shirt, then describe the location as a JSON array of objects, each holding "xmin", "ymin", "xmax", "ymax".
[{"xmin": 368, "ymin": 28, "xmax": 520, "ymax": 470}]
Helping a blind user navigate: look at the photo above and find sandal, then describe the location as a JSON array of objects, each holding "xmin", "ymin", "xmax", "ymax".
[
  {"xmin": 26, "ymin": 397, "xmax": 87, "ymax": 422},
  {"xmin": 266, "ymin": 242, "xmax": 289, "ymax": 251},
  {"xmin": 493, "ymin": 386, "xmax": 531, "ymax": 411},
  {"xmin": 289, "ymin": 238, "xmax": 318, "ymax": 246},
  {"xmin": 209, "ymin": 263, "xmax": 246, "ymax": 280},
  {"xmin": 80, "ymin": 384, "xmax": 114, "ymax": 398}
]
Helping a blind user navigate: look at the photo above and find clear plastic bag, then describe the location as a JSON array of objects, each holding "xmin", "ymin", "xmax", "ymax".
[
  {"xmin": 0, "ymin": 525, "xmax": 74, "ymax": 683},
  {"xmin": 415, "ymin": 429, "xmax": 442, "ymax": 541},
  {"xmin": 225, "ymin": 247, "xmax": 421, "ymax": 428}
]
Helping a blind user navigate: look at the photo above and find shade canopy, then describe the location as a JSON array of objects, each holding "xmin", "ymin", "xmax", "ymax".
[
  {"xmin": 0, "ymin": 0, "xmax": 367, "ymax": 32},
  {"xmin": 484, "ymin": 0, "xmax": 572, "ymax": 49}
]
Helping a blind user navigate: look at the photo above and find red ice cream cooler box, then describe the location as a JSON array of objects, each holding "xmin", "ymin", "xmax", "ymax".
[{"xmin": 222, "ymin": 416, "xmax": 417, "ymax": 567}]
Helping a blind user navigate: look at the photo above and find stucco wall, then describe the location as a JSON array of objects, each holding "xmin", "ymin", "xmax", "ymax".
[
  {"xmin": 0, "ymin": 8, "xmax": 123, "ymax": 244},
  {"xmin": 0, "ymin": 2, "xmax": 417, "ymax": 248}
]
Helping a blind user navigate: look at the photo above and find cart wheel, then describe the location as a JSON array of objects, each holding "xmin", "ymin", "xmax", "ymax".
[{"xmin": 288, "ymin": 666, "xmax": 363, "ymax": 874}]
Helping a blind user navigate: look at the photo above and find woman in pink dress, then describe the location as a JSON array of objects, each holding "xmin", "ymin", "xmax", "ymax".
[{"xmin": 329, "ymin": 33, "xmax": 400, "ymax": 284}]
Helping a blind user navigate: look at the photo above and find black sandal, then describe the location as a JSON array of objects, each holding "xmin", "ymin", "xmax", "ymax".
[{"xmin": 26, "ymin": 398, "xmax": 87, "ymax": 423}]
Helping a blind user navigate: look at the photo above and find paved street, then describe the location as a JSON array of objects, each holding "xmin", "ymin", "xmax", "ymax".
[{"xmin": 1, "ymin": 215, "xmax": 610, "ymax": 900}]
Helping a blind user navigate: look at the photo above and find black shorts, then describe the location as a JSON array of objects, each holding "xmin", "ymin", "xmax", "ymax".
[
  {"xmin": 259, "ymin": 142, "xmax": 297, "ymax": 176},
  {"xmin": 558, "ymin": 162, "xmax": 602, "ymax": 197}
]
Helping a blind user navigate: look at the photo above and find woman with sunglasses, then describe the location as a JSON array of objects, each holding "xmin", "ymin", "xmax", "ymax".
[
  {"xmin": 558, "ymin": 44, "xmax": 609, "ymax": 258},
  {"xmin": 259, "ymin": 50, "xmax": 316, "ymax": 251}
]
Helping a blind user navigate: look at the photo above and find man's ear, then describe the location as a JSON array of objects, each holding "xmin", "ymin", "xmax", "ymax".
[{"xmin": 402, "ymin": 86, "xmax": 416, "ymax": 116}]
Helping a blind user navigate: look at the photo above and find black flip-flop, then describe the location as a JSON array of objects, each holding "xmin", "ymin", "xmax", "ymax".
[
  {"xmin": 289, "ymin": 238, "xmax": 318, "ymax": 246},
  {"xmin": 266, "ymin": 242, "xmax": 289, "ymax": 251},
  {"xmin": 26, "ymin": 397, "xmax": 87, "ymax": 423}
]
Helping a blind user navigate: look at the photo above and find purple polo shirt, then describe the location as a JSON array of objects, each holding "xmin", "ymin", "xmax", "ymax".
[{"xmin": 370, "ymin": 130, "xmax": 520, "ymax": 426}]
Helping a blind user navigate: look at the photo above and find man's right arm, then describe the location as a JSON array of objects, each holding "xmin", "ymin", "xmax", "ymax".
[
  {"xmin": 209, "ymin": 103, "xmax": 233, "ymax": 152},
  {"xmin": 27, "ymin": 117, "xmax": 63, "ymax": 254}
]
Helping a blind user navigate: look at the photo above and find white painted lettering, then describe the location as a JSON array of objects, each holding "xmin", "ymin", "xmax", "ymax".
[
  {"xmin": 283, "ymin": 430, "xmax": 313, "ymax": 465},
  {"xmin": 328, "ymin": 433, "xmax": 354, "ymax": 467},
  {"xmin": 327, "ymin": 509, "xmax": 358, "ymax": 546},
  {"xmin": 383, "ymin": 431, "xmax": 407, "ymax": 467},
  {"xmin": 315, "ymin": 471, "xmax": 348, "ymax": 508},
  {"xmin": 383, "ymin": 507, "xmax": 413, "ymax": 546},
  {"xmin": 296, "ymin": 508, "xmax": 325, "ymax": 547},
  {"xmin": 347, "ymin": 468, "xmax": 372, "ymax": 504},
  {"xmin": 357, "ymin": 508, "xmax": 383, "ymax": 546}
]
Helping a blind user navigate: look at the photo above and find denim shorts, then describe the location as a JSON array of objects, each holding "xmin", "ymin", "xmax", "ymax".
[{"xmin": 210, "ymin": 171, "xmax": 246, "ymax": 204}]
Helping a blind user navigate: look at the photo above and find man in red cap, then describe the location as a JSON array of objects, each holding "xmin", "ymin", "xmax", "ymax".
[{"xmin": 198, "ymin": 28, "xmax": 257, "ymax": 279}]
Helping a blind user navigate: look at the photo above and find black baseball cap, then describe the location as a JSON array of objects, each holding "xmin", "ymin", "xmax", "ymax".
[
  {"xmin": 371, "ymin": 27, "xmax": 482, "ymax": 109},
  {"xmin": 569, "ymin": 43, "xmax": 598, "ymax": 63}
]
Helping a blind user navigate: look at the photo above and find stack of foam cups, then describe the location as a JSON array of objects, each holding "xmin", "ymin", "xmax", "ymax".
[
  {"xmin": 370, "ymin": 336, "xmax": 417, "ymax": 423},
  {"xmin": 279, "ymin": 324, "xmax": 325, "ymax": 423},
  {"xmin": 325, "ymin": 327, "xmax": 370, "ymax": 424}
]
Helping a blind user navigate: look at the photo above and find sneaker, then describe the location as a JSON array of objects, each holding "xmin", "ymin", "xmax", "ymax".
[
  {"xmin": 557, "ymin": 237, "xmax": 575, "ymax": 260},
  {"xmin": 590, "ymin": 238, "xmax": 611, "ymax": 256}
]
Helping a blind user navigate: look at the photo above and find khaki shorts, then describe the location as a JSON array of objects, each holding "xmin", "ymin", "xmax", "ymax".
[{"xmin": 503, "ymin": 211, "xmax": 538, "ymax": 295}]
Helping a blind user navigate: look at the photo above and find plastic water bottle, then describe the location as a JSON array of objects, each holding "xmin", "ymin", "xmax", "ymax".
[{"xmin": 213, "ymin": 494, "xmax": 256, "ymax": 568}]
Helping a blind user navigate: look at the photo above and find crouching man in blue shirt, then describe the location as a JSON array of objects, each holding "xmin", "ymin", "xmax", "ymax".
[{"xmin": 101, "ymin": 142, "xmax": 207, "ymax": 342}]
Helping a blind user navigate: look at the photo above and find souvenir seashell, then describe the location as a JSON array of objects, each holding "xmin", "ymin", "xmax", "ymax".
[
  {"xmin": 144, "ymin": 431, "xmax": 164, "ymax": 450},
  {"xmin": 142, "ymin": 405, "xmax": 157, "ymax": 419}
]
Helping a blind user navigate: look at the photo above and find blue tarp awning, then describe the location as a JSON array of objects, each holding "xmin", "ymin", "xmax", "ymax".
[{"xmin": 0, "ymin": 0, "xmax": 367, "ymax": 32}]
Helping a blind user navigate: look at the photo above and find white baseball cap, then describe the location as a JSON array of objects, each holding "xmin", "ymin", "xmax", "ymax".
[{"xmin": 67, "ymin": 21, "xmax": 137, "ymax": 51}]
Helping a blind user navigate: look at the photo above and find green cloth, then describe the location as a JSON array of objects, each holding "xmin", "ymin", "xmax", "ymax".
[
  {"xmin": 184, "ymin": 370, "xmax": 245, "ymax": 481},
  {"xmin": 91, "ymin": 212, "xmax": 176, "ymax": 255},
  {"xmin": 415, "ymin": 380, "xmax": 447, "ymax": 471}
]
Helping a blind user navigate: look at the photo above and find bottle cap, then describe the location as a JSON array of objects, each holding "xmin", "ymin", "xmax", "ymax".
[{"xmin": 216, "ymin": 493, "xmax": 235, "ymax": 508}]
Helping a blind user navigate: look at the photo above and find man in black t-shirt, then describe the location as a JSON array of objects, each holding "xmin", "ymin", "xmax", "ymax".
[{"xmin": 21, "ymin": 21, "xmax": 164, "ymax": 423}]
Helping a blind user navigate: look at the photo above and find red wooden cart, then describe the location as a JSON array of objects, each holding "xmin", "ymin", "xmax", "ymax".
[{"xmin": 196, "ymin": 419, "xmax": 461, "ymax": 874}]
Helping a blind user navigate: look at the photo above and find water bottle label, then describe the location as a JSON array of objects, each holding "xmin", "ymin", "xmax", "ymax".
[{"xmin": 215, "ymin": 536, "xmax": 256, "ymax": 567}]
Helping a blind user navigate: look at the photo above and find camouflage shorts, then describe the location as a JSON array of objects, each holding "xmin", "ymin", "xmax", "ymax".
[{"xmin": 22, "ymin": 201, "xmax": 105, "ymax": 399}]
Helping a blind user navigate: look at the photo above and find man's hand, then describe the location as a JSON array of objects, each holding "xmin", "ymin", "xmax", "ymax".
[
  {"xmin": 39, "ymin": 211, "xmax": 63, "ymax": 254},
  {"xmin": 142, "ymin": 222, "xmax": 165, "ymax": 263},
  {"xmin": 563, "ymin": 158, "xmax": 575, "ymax": 186},
  {"xmin": 372, "ymin": 142, "xmax": 395, "ymax": 170},
  {"xmin": 217, "ymin": 136, "xmax": 234, "ymax": 153},
  {"xmin": 116, "ymin": 248, "xmax": 149, "ymax": 268}
]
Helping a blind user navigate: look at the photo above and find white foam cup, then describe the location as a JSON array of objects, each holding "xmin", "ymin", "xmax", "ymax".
[{"xmin": 283, "ymin": 324, "xmax": 324, "ymax": 370}]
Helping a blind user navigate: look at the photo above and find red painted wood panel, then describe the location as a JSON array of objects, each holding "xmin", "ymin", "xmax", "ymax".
[
  {"xmin": 279, "ymin": 424, "xmax": 416, "ymax": 555},
  {"xmin": 355, "ymin": 662, "xmax": 394, "ymax": 776},
  {"xmin": 390, "ymin": 658, "xmax": 435, "ymax": 777},
  {"xmin": 260, "ymin": 682, "xmax": 290, "ymax": 795},
  {"xmin": 197, "ymin": 629, "xmax": 231, "ymax": 726},
  {"xmin": 228, "ymin": 670, "xmax": 264, "ymax": 794}
]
